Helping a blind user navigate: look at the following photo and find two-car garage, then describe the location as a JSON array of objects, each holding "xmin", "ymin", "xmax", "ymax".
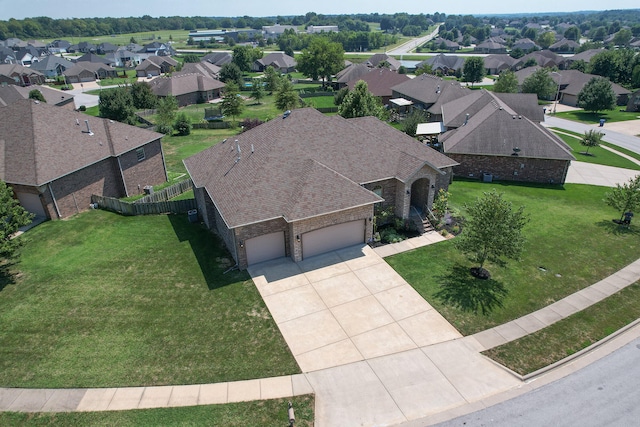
[{"xmin": 243, "ymin": 220, "xmax": 366, "ymax": 267}]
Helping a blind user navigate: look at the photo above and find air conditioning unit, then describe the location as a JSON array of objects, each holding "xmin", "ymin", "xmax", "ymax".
[{"xmin": 143, "ymin": 185, "xmax": 154, "ymax": 195}]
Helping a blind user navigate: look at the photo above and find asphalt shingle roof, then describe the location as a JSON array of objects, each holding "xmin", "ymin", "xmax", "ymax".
[
  {"xmin": 0, "ymin": 99, "xmax": 163, "ymax": 186},
  {"xmin": 184, "ymin": 108, "xmax": 457, "ymax": 229}
]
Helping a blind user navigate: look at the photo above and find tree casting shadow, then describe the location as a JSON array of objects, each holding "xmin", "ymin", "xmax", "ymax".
[
  {"xmin": 435, "ymin": 264, "xmax": 508, "ymax": 315},
  {"xmin": 0, "ymin": 261, "xmax": 17, "ymax": 293},
  {"xmin": 595, "ymin": 220, "xmax": 639, "ymax": 237}
]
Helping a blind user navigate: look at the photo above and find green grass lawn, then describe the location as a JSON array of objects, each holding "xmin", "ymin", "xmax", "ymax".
[
  {"xmin": 551, "ymin": 127, "xmax": 640, "ymax": 163},
  {"xmin": 386, "ymin": 180, "xmax": 640, "ymax": 335},
  {"xmin": 0, "ymin": 210, "xmax": 299, "ymax": 388},
  {"xmin": 162, "ymin": 128, "xmax": 239, "ymax": 176},
  {"xmin": 39, "ymin": 30, "xmax": 192, "ymax": 49},
  {"xmin": 552, "ymin": 131, "xmax": 640, "ymax": 170},
  {"xmin": 484, "ymin": 282, "xmax": 640, "ymax": 375},
  {"xmin": 0, "ymin": 395, "xmax": 314, "ymax": 427},
  {"xmin": 554, "ymin": 109, "xmax": 640, "ymax": 124},
  {"xmin": 303, "ymin": 96, "xmax": 336, "ymax": 109}
]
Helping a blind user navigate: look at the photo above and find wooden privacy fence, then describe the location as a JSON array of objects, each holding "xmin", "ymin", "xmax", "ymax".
[
  {"xmin": 135, "ymin": 179, "xmax": 193, "ymax": 204},
  {"xmin": 91, "ymin": 179, "xmax": 196, "ymax": 216},
  {"xmin": 91, "ymin": 195, "xmax": 197, "ymax": 216}
]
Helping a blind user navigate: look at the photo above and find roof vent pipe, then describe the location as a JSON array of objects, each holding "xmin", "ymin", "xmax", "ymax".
[
  {"xmin": 84, "ymin": 120, "xmax": 94, "ymax": 136},
  {"xmin": 464, "ymin": 113, "xmax": 469, "ymax": 125}
]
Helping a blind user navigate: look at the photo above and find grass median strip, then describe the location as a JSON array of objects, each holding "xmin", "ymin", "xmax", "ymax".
[
  {"xmin": 550, "ymin": 130, "xmax": 640, "ymax": 170},
  {"xmin": 0, "ymin": 395, "xmax": 314, "ymax": 427},
  {"xmin": 483, "ymin": 282, "xmax": 640, "ymax": 376}
]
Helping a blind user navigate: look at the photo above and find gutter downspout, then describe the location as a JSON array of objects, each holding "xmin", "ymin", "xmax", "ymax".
[{"xmin": 48, "ymin": 183, "xmax": 62, "ymax": 219}]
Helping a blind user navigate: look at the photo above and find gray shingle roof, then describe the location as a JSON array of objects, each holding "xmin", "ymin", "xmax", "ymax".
[
  {"xmin": 184, "ymin": 108, "xmax": 457, "ymax": 229},
  {"xmin": 149, "ymin": 73, "xmax": 224, "ymax": 97},
  {"xmin": 346, "ymin": 68, "xmax": 410, "ymax": 98},
  {"xmin": 391, "ymin": 74, "xmax": 470, "ymax": 112},
  {"xmin": 0, "ymin": 99, "xmax": 163, "ymax": 186},
  {"xmin": 336, "ymin": 63, "xmax": 371, "ymax": 84},
  {"xmin": 440, "ymin": 103, "xmax": 575, "ymax": 161},
  {"xmin": 0, "ymin": 84, "xmax": 74, "ymax": 107}
]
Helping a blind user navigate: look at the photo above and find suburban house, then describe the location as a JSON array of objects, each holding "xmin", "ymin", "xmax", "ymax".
[
  {"xmin": 184, "ymin": 108, "xmax": 457, "ymax": 269},
  {"xmin": 0, "ymin": 99, "xmax": 168, "ymax": 220},
  {"xmin": 177, "ymin": 61, "xmax": 221, "ymax": 80},
  {"xmin": 514, "ymin": 50, "xmax": 566, "ymax": 69},
  {"xmin": 512, "ymin": 38, "xmax": 540, "ymax": 51},
  {"xmin": 135, "ymin": 55, "xmax": 178, "ymax": 77},
  {"xmin": 0, "ymin": 84, "xmax": 75, "ymax": 109},
  {"xmin": 439, "ymin": 91, "xmax": 575, "ymax": 184},
  {"xmin": 141, "ymin": 41, "xmax": 176, "ymax": 56},
  {"xmin": 366, "ymin": 53, "xmax": 402, "ymax": 71},
  {"xmin": 0, "ymin": 63, "xmax": 45, "ymax": 86},
  {"xmin": 430, "ymin": 38, "xmax": 461, "ymax": 52},
  {"xmin": 29, "ymin": 55, "xmax": 75, "ymax": 77},
  {"xmin": 252, "ymin": 52, "xmax": 297, "ymax": 73},
  {"xmin": 97, "ymin": 42, "xmax": 118, "ymax": 54},
  {"xmin": 474, "ymin": 39, "xmax": 507, "ymax": 54},
  {"xmin": 63, "ymin": 62, "xmax": 118, "ymax": 83},
  {"xmin": 346, "ymin": 68, "xmax": 410, "ymax": 105},
  {"xmin": 484, "ymin": 54, "xmax": 517, "ymax": 75},
  {"xmin": 335, "ymin": 63, "xmax": 372, "ymax": 88},
  {"xmin": 391, "ymin": 74, "xmax": 470, "ymax": 122},
  {"xmin": 76, "ymin": 52, "xmax": 115, "ymax": 66},
  {"xmin": 549, "ymin": 39, "xmax": 580, "ymax": 53},
  {"xmin": 47, "ymin": 40, "xmax": 71, "ymax": 54},
  {"xmin": 627, "ymin": 89, "xmax": 640, "ymax": 112},
  {"xmin": 148, "ymin": 73, "xmax": 224, "ymax": 106},
  {"xmin": 418, "ymin": 54, "xmax": 465, "ymax": 75},
  {"xmin": 563, "ymin": 49, "xmax": 605, "ymax": 68},
  {"xmin": 15, "ymin": 46, "xmax": 43, "ymax": 66},
  {"xmin": 202, "ymin": 52, "xmax": 233, "ymax": 67},
  {"xmin": 0, "ymin": 46, "xmax": 16, "ymax": 64}
]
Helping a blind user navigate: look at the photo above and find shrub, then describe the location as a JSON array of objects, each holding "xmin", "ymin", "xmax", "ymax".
[
  {"xmin": 173, "ymin": 113, "xmax": 192, "ymax": 136},
  {"xmin": 78, "ymin": 105, "xmax": 87, "ymax": 111}
]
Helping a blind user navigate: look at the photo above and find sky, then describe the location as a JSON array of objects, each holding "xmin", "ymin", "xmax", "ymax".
[{"xmin": 1, "ymin": 0, "xmax": 638, "ymax": 20}]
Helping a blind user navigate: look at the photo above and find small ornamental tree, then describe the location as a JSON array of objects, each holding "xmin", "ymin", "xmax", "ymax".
[
  {"xmin": 173, "ymin": 112, "xmax": 192, "ymax": 136},
  {"xmin": 155, "ymin": 95, "xmax": 178, "ymax": 134},
  {"xmin": 580, "ymin": 129, "xmax": 604, "ymax": 155},
  {"xmin": 338, "ymin": 80, "xmax": 386, "ymax": 120},
  {"xmin": 28, "ymin": 89, "xmax": 46, "ymax": 102},
  {"xmin": 274, "ymin": 78, "xmax": 299, "ymax": 112},
  {"xmin": 462, "ymin": 56, "xmax": 485, "ymax": 87},
  {"xmin": 401, "ymin": 109, "xmax": 428, "ymax": 137},
  {"xmin": 493, "ymin": 70, "xmax": 518, "ymax": 93},
  {"xmin": 1, "ymin": 180, "xmax": 34, "ymax": 260},
  {"xmin": 220, "ymin": 82, "xmax": 244, "ymax": 123},
  {"xmin": 577, "ymin": 77, "xmax": 616, "ymax": 114},
  {"xmin": 250, "ymin": 78, "xmax": 265, "ymax": 104},
  {"xmin": 263, "ymin": 66, "xmax": 280, "ymax": 94},
  {"xmin": 604, "ymin": 176, "xmax": 640, "ymax": 222},
  {"xmin": 455, "ymin": 189, "xmax": 529, "ymax": 278}
]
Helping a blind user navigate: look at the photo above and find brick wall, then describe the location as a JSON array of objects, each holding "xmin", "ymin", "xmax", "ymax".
[
  {"xmin": 363, "ymin": 178, "xmax": 397, "ymax": 210},
  {"xmin": 48, "ymin": 157, "xmax": 124, "ymax": 218},
  {"xmin": 449, "ymin": 154, "xmax": 570, "ymax": 184},
  {"xmin": 119, "ymin": 139, "xmax": 167, "ymax": 196}
]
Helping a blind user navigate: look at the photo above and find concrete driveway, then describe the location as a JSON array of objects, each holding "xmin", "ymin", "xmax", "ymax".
[{"xmin": 248, "ymin": 244, "xmax": 461, "ymax": 372}]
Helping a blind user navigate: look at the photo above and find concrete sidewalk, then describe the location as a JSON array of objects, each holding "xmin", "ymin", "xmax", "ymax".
[{"xmin": 565, "ymin": 161, "xmax": 640, "ymax": 187}]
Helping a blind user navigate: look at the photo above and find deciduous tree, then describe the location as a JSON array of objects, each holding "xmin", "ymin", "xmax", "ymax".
[
  {"xmin": 155, "ymin": 95, "xmax": 178, "ymax": 134},
  {"xmin": 218, "ymin": 63, "xmax": 243, "ymax": 87},
  {"xmin": 577, "ymin": 77, "xmax": 616, "ymax": 114},
  {"xmin": 462, "ymin": 56, "xmax": 485, "ymax": 87},
  {"xmin": 338, "ymin": 80, "xmax": 386, "ymax": 120},
  {"xmin": 0, "ymin": 181, "xmax": 33, "ymax": 260},
  {"xmin": 274, "ymin": 78, "xmax": 299, "ymax": 111},
  {"xmin": 521, "ymin": 68, "xmax": 556, "ymax": 100},
  {"xmin": 99, "ymin": 87, "xmax": 136, "ymax": 125},
  {"xmin": 220, "ymin": 82, "xmax": 244, "ymax": 123},
  {"xmin": 28, "ymin": 89, "xmax": 45, "ymax": 102},
  {"xmin": 250, "ymin": 78, "xmax": 265, "ymax": 104},
  {"xmin": 455, "ymin": 189, "xmax": 529, "ymax": 277},
  {"xmin": 580, "ymin": 129, "xmax": 604, "ymax": 154},
  {"xmin": 604, "ymin": 176, "xmax": 640, "ymax": 222},
  {"xmin": 130, "ymin": 82, "xmax": 158, "ymax": 110},
  {"xmin": 297, "ymin": 37, "xmax": 344, "ymax": 87},
  {"xmin": 493, "ymin": 70, "xmax": 518, "ymax": 93}
]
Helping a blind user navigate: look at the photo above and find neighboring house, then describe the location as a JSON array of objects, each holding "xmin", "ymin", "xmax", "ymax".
[
  {"xmin": 335, "ymin": 63, "xmax": 372, "ymax": 88},
  {"xmin": 29, "ymin": 55, "xmax": 75, "ymax": 77},
  {"xmin": 107, "ymin": 47, "xmax": 146, "ymax": 68},
  {"xmin": 177, "ymin": 61, "xmax": 221, "ymax": 80},
  {"xmin": 69, "ymin": 41, "xmax": 97, "ymax": 53},
  {"xmin": 76, "ymin": 52, "xmax": 114, "ymax": 66},
  {"xmin": 0, "ymin": 84, "xmax": 75, "ymax": 109},
  {"xmin": 626, "ymin": 89, "xmax": 640, "ymax": 112},
  {"xmin": 184, "ymin": 108, "xmax": 457, "ymax": 269},
  {"xmin": 366, "ymin": 53, "xmax": 402, "ymax": 71},
  {"xmin": 0, "ymin": 46, "xmax": 16, "ymax": 64},
  {"xmin": 97, "ymin": 42, "xmax": 118, "ymax": 54},
  {"xmin": 512, "ymin": 38, "xmax": 540, "ymax": 51},
  {"xmin": 202, "ymin": 52, "xmax": 233, "ymax": 67},
  {"xmin": 0, "ymin": 99, "xmax": 168, "ymax": 220},
  {"xmin": 252, "ymin": 52, "xmax": 297, "ymax": 73},
  {"xmin": 391, "ymin": 74, "xmax": 470, "ymax": 122},
  {"xmin": 484, "ymin": 54, "xmax": 517, "ymax": 75},
  {"xmin": 549, "ymin": 39, "xmax": 580, "ymax": 53},
  {"xmin": 135, "ymin": 55, "xmax": 178, "ymax": 77},
  {"xmin": 148, "ymin": 73, "xmax": 224, "ymax": 106},
  {"xmin": 142, "ymin": 41, "xmax": 175, "ymax": 56},
  {"xmin": 474, "ymin": 39, "xmax": 508, "ymax": 54},
  {"xmin": 0, "ymin": 63, "xmax": 45, "ymax": 86},
  {"xmin": 548, "ymin": 69, "xmax": 631, "ymax": 107},
  {"xmin": 564, "ymin": 48, "xmax": 605, "ymax": 68},
  {"xmin": 346, "ymin": 68, "xmax": 410, "ymax": 105},
  {"xmin": 15, "ymin": 46, "xmax": 42, "ymax": 65},
  {"xmin": 418, "ymin": 53, "xmax": 465, "ymax": 75},
  {"xmin": 63, "ymin": 62, "xmax": 119, "ymax": 83},
  {"xmin": 47, "ymin": 39, "xmax": 71, "ymax": 54},
  {"xmin": 439, "ymin": 92, "xmax": 575, "ymax": 184},
  {"xmin": 514, "ymin": 50, "xmax": 566, "ymax": 69},
  {"xmin": 431, "ymin": 38, "xmax": 461, "ymax": 52}
]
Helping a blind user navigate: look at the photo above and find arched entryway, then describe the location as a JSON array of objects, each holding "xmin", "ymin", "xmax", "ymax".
[{"xmin": 410, "ymin": 178, "xmax": 430, "ymax": 213}]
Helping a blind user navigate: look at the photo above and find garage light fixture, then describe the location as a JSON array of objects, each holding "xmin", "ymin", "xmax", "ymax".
[
  {"xmin": 296, "ymin": 235, "xmax": 301, "ymax": 242},
  {"xmin": 239, "ymin": 240, "xmax": 244, "ymax": 248}
]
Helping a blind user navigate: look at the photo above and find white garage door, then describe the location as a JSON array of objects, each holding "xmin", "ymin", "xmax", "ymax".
[
  {"xmin": 302, "ymin": 220, "xmax": 365, "ymax": 259},
  {"xmin": 245, "ymin": 231, "xmax": 286, "ymax": 265},
  {"xmin": 15, "ymin": 192, "xmax": 46, "ymax": 219}
]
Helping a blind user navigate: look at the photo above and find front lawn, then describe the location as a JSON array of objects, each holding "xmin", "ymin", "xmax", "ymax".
[
  {"xmin": 552, "ymin": 131, "xmax": 640, "ymax": 170},
  {"xmin": 554, "ymin": 109, "xmax": 640, "ymax": 124},
  {"xmin": 0, "ymin": 395, "xmax": 315, "ymax": 427},
  {"xmin": 386, "ymin": 180, "xmax": 640, "ymax": 335},
  {"xmin": 0, "ymin": 210, "xmax": 299, "ymax": 388}
]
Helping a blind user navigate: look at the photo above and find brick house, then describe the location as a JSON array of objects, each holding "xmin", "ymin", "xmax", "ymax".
[
  {"xmin": 0, "ymin": 63, "xmax": 45, "ymax": 86},
  {"xmin": 252, "ymin": 52, "xmax": 297, "ymax": 73},
  {"xmin": 346, "ymin": 68, "xmax": 410, "ymax": 105},
  {"xmin": 184, "ymin": 108, "xmax": 457, "ymax": 269},
  {"xmin": 0, "ymin": 99, "xmax": 168, "ymax": 220},
  {"xmin": 135, "ymin": 55, "xmax": 178, "ymax": 77},
  {"xmin": 439, "ymin": 91, "xmax": 574, "ymax": 184},
  {"xmin": 149, "ymin": 73, "xmax": 224, "ymax": 107}
]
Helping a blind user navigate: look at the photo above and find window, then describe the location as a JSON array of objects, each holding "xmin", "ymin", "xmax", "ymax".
[
  {"xmin": 136, "ymin": 148, "xmax": 145, "ymax": 162},
  {"xmin": 372, "ymin": 185, "xmax": 383, "ymax": 197}
]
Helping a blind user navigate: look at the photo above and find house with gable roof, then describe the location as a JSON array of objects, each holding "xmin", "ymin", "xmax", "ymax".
[
  {"xmin": 0, "ymin": 99, "xmax": 167, "ymax": 220},
  {"xmin": 439, "ymin": 90, "xmax": 574, "ymax": 184},
  {"xmin": 184, "ymin": 108, "xmax": 457, "ymax": 269}
]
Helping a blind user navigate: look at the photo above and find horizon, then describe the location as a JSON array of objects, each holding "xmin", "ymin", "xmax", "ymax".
[{"xmin": 1, "ymin": 0, "xmax": 639, "ymax": 21}]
